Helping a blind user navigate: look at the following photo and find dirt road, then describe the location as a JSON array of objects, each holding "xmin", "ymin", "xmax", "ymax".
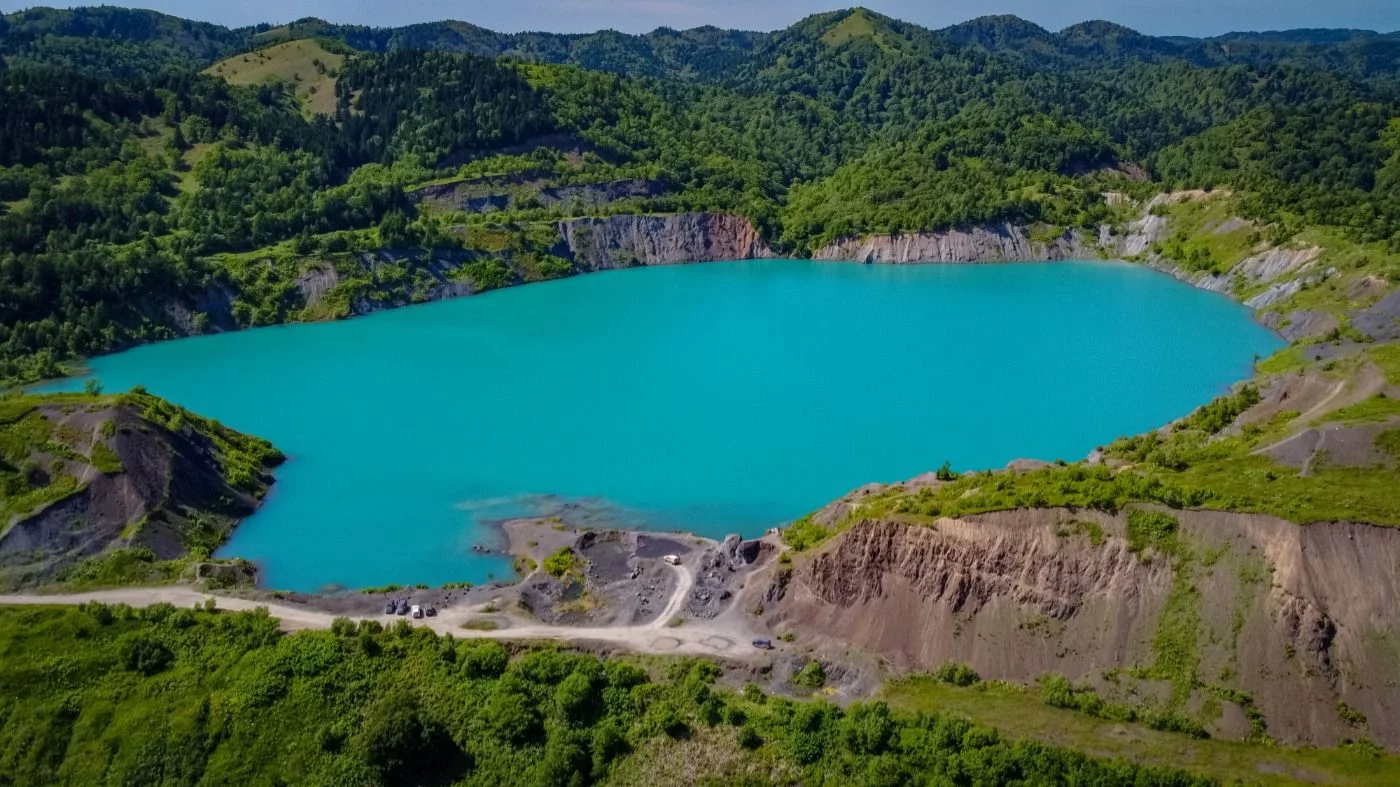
[{"xmin": 0, "ymin": 562, "xmax": 759, "ymax": 659}]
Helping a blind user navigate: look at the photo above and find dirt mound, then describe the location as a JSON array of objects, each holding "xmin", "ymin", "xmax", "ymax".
[
  {"xmin": 765, "ymin": 508, "xmax": 1400, "ymax": 748},
  {"xmin": 0, "ymin": 394, "xmax": 282, "ymax": 588}
]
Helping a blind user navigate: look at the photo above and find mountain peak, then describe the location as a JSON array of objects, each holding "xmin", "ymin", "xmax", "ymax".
[
  {"xmin": 939, "ymin": 14, "xmax": 1053, "ymax": 47},
  {"xmin": 819, "ymin": 7, "xmax": 900, "ymax": 49},
  {"xmin": 1059, "ymin": 19, "xmax": 1148, "ymax": 41}
]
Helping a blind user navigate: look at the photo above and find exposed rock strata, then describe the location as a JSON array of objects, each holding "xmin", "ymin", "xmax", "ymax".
[
  {"xmin": 812, "ymin": 223, "xmax": 1100, "ymax": 263},
  {"xmin": 558, "ymin": 213, "xmax": 776, "ymax": 269},
  {"xmin": 538, "ymin": 179, "xmax": 665, "ymax": 208},
  {"xmin": 766, "ymin": 508, "xmax": 1400, "ymax": 748},
  {"xmin": 409, "ymin": 177, "xmax": 664, "ymax": 214}
]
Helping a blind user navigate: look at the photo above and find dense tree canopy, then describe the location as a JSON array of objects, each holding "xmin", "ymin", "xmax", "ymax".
[{"xmin": 0, "ymin": 604, "xmax": 1213, "ymax": 786}]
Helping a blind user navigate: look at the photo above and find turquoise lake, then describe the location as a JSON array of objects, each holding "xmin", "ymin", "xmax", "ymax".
[{"xmin": 50, "ymin": 260, "xmax": 1281, "ymax": 591}]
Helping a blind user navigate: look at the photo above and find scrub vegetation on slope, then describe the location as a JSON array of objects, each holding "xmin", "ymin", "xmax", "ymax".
[
  {"xmin": 0, "ymin": 603, "xmax": 1216, "ymax": 786},
  {"xmin": 0, "ymin": 390, "xmax": 283, "ymax": 590}
]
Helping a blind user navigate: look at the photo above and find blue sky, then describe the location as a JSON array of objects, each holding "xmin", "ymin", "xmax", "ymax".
[{"xmin": 9, "ymin": 0, "xmax": 1400, "ymax": 36}]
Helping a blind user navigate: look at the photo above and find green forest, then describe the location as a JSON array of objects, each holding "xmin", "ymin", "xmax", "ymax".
[
  {"xmin": 0, "ymin": 603, "xmax": 1211, "ymax": 786},
  {"xmin": 2, "ymin": 6, "xmax": 1400, "ymax": 383}
]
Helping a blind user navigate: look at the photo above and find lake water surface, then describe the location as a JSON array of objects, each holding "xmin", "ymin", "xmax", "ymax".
[{"xmin": 50, "ymin": 260, "xmax": 1282, "ymax": 591}]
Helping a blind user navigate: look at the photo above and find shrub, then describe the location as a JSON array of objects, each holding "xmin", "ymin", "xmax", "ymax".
[
  {"xmin": 783, "ymin": 515, "xmax": 829, "ymax": 551},
  {"xmin": 1125, "ymin": 509, "xmax": 1180, "ymax": 557},
  {"xmin": 487, "ymin": 690, "xmax": 542, "ymax": 744},
  {"xmin": 1337, "ymin": 701, "xmax": 1367, "ymax": 727},
  {"xmin": 119, "ymin": 633, "xmax": 173, "ymax": 675},
  {"xmin": 932, "ymin": 661, "xmax": 981, "ymax": 687},
  {"xmin": 542, "ymin": 548, "xmax": 577, "ymax": 578},
  {"xmin": 793, "ymin": 660, "xmax": 826, "ymax": 690},
  {"xmin": 357, "ymin": 690, "xmax": 463, "ymax": 783}
]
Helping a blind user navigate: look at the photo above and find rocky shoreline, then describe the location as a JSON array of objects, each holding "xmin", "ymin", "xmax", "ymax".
[
  {"xmin": 140, "ymin": 189, "xmax": 1344, "ymax": 373},
  {"xmin": 231, "ymin": 519, "xmax": 778, "ymax": 638}
]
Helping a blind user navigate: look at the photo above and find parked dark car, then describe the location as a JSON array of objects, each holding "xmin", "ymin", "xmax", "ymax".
[
  {"xmin": 752, "ymin": 637, "xmax": 773, "ymax": 650},
  {"xmin": 425, "ymin": 606, "xmax": 438, "ymax": 618},
  {"xmin": 396, "ymin": 600, "xmax": 410, "ymax": 615},
  {"xmin": 384, "ymin": 601, "xmax": 397, "ymax": 615}
]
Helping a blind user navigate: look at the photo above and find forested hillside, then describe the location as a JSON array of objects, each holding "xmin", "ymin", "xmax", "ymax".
[
  {"xmin": 0, "ymin": 603, "xmax": 1213, "ymax": 786},
  {"xmin": 1, "ymin": 5, "xmax": 1398, "ymax": 385}
]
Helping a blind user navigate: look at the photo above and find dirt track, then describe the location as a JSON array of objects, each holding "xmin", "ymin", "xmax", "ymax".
[{"xmin": 0, "ymin": 564, "xmax": 761, "ymax": 659}]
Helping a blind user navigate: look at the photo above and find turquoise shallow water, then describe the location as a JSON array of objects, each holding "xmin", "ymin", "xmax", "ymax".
[{"xmin": 49, "ymin": 260, "xmax": 1281, "ymax": 591}]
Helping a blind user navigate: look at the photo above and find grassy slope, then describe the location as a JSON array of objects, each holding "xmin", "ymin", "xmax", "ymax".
[
  {"xmin": 885, "ymin": 677, "xmax": 1400, "ymax": 786},
  {"xmin": 205, "ymin": 39, "xmax": 344, "ymax": 116},
  {"xmin": 821, "ymin": 11, "xmax": 879, "ymax": 47}
]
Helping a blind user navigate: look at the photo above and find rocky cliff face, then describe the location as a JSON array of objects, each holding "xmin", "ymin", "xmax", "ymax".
[
  {"xmin": 808, "ymin": 191, "xmax": 1371, "ymax": 343},
  {"xmin": 812, "ymin": 223, "xmax": 1104, "ymax": 263},
  {"xmin": 558, "ymin": 213, "xmax": 776, "ymax": 269},
  {"xmin": 766, "ymin": 507, "xmax": 1400, "ymax": 748}
]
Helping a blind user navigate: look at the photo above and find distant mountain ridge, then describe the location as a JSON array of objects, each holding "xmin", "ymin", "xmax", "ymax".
[{"xmin": 4, "ymin": 5, "xmax": 1399, "ymax": 84}]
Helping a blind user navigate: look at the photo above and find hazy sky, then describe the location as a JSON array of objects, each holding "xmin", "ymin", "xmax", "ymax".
[{"xmin": 7, "ymin": 0, "xmax": 1400, "ymax": 37}]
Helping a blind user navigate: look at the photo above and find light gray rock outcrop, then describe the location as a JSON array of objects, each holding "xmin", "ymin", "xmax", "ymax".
[
  {"xmin": 559, "ymin": 213, "xmax": 776, "ymax": 269},
  {"xmin": 812, "ymin": 223, "xmax": 1101, "ymax": 263}
]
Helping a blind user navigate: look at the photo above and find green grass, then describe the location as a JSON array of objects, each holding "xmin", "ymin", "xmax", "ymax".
[
  {"xmin": 55, "ymin": 548, "xmax": 185, "ymax": 589},
  {"xmin": 781, "ymin": 514, "xmax": 831, "ymax": 551},
  {"xmin": 1135, "ymin": 556, "xmax": 1203, "ymax": 707},
  {"xmin": 88, "ymin": 441, "xmax": 123, "ymax": 474},
  {"xmin": 1154, "ymin": 196, "xmax": 1260, "ymax": 277},
  {"xmin": 1318, "ymin": 394, "xmax": 1400, "ymax": 425},
  {"xmin": 1276, "ymin": 227, "xmax": 1400, "ymax": 318},
  {"xmin": 2, "ymin": 472, "xmax": 82, "ymax": 521},
  {"xmin": 1258, "ymin": 346, "xmax": 1308, "ymax": 375},
  {"xmin": 884, "ymin": 676, "xmax": 1400, "ymax": 786},
  {"xmin": 821, "ymin": 10, "xmax": 879, "ymax": 46},
  {"xmin": 1170, "ymin": 454, "xmax": 1400, "ymax": 525},
  {"xmin": 1368, "ymin": 343, "xmax": 1400, "ymax": 386},
  {"xmin": 205, "ymin": 40, "xmax": 345, "ymax": 116},
  {"xmin": 1125, "ymin": 510, "xmax": 1182, "ymax": 559},
  {"xmin": 1377, "ymin": 430, "xmax": 1400, "ymax": 460},
  {"xmin": 0, "ymin": 407, "xmax": 53, "ymax": 464},
  {"xmin": 1056, "ymin": 518, "xmax": 1106, "ymax": 546}
]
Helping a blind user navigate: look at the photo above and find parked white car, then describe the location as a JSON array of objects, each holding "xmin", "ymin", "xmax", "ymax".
[
  {"xmin": 411, "ymin": 605, "xmax": 423, "ymax": 619},
  {"xmin": 663, "ymin": 554, "xmax": 681, "ymax": 566}
]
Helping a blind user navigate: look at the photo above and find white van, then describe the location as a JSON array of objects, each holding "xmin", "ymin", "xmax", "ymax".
[
  {"xmin": 411, "ymin": 605, "xmax": 423, "ymax": 619},
  {"xmin": 663, "ymin": 554, "xmax": 681, "ymax": 566}
]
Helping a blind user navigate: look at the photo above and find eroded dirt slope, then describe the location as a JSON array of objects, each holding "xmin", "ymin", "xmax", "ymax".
[
  {"xmin": 764, "ymin": 505, "xmax": 1400, "ymax": 748},
  {"xmin": 0, "ymin": 394, "xmax": 282, "ymax": 588}
]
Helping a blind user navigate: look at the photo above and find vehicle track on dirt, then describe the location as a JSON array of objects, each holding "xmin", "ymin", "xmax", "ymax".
[{"xmin": 0, "ymin": 562, "xmax": 758, "ymax": 659}]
